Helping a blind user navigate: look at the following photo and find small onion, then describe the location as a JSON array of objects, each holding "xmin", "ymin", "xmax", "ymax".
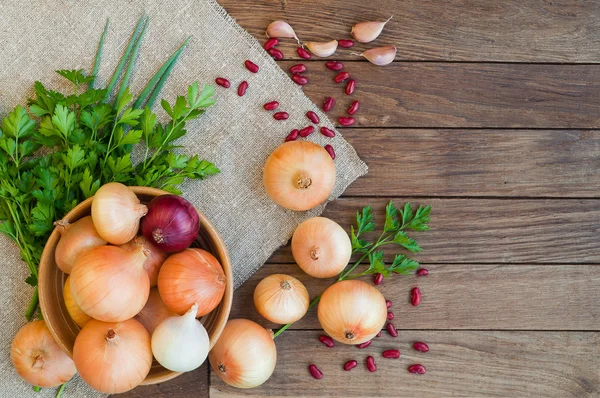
[
  {"xmin": 317, "ymin": 280, "xmax": 387, "ymax": 344},
  {"xmin": 263, "ymin": 141, "xmax": 336, "ymax": 211},
  {"xmin": 120, "ymin": 235, "xmax": 168, "ymax": 286},
  {"xmin": 54, "ymin": 216, "xmax": 107, "ymax": 274},
  {"xmin": 209, "ymin": 319, "xmax": 277, "ymax": 388},
  {"xmin": 73, "ymin": 319, "xmax": 152, "ymax": 394},
  {"xmin": 158, "ymin": 248, "xmax": 226, "ymax": 317},
  {"xmin": 141, "ymin": 195, "xmax": 200, "ymax": 253},
  {"xmin": 63, "ymin": 276, "xmax": 91, "ymax": 328},
  {"xmin": 292, "ymin": 217, "xmax": 352, "ymax": 278},
  {"xmin": 70, "ymin": 245, "xmax": 150, "ymax": 322},
  {"xmin": 135, "ymin": 287, "xmax": 175, "ymax": 335},
  {"xmin": 91, "ymin": 182, "xmax": 148, "ymax": 245},
  {"xmin": 254, "ymin": 274, "xmax": 309, "ymax": 324},
  {"xmin": 11, "ymin": 320, "xmax": 76, "ymax": 387},
  {"xmin": 151, "ymin": 303, "xmax": 210, "ymax": 372}
]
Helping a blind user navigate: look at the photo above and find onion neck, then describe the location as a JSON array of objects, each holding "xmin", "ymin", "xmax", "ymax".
[
  {"xmin": 344, "ymin": 330, "xmax": 356, "ymax": 341},
  {"xmin": 280, "ymin": 280, "xmax": 291, "ymax": 290},
  {"xmin": 217, "ymin": 363, "xmax": 227, "ymax": 374},
  {"xmin": 53, "ymin": 219, "xmax": 71, "ymax": 235},
  {"xmin": 135, "ymin": 203, "xmax": 149, "ymax": 217},
  {"xmin": 129, "ymin": 245, "xmax": 149, "ymax": 268},
  {"xmin": 294, "ymin": 172, "xmax": 312, "ymax": 190},
  {"xmin": 105, "ymin": 328, "xmax": 117, "ymax": 343},
  {"xmin": 31, "ymin": 352, "xmax": 45, "ymax": 370},
  {"xmin": 310, "ymin": 247, "xmax": 320, "ymax": 260}
]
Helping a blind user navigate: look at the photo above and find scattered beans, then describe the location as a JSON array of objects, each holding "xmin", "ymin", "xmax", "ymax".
[
  {"xmin": 324, "ymin": 144, "xmax": 336, "ymax": 159},
  {"xmin": 263, "ymin": 101, "xmax": 279, "ymax": 111},
  {"xmin": 345, "ymin": 79, "xmax": 356, "ymax": 95},
  {"xmin": 306, "ymin": 111, "xmax": 320, "ymax": 124},
  {"xmin": 373, "ymin": 272, "xmax": 383, "ymax": 285},
  {"xmin": 338, "ymin": 116, "xmax": 355, "ymax": 127},
  {"xmin": 386, "ymin": 323, "xmax": 398, "ymax": 337},
  {"xmin": 343, "ymin": 360, "xmax": 358, "ymax": 371},
  {"xmin": 308, "ymin": 364, "xmax": 323, "ymax": 379},
  {"xmin": 417, "ymin": 268, "xmax": 429, "ymax": 276},
  {"xmin": 237, "ymin": 81, "xmax": 248, "ymax": 96},
  {"xmin": 299, "ymin": 126, "xmax": 315, "ymax": 137},
  {"xmin": 413, "ymin": 342, "xmax": 429, "ymax": 353},
  {"xmin": 334, "ymin": 71, "xmax": 350, "ymax": 83},
  {"xmin": 338, "ymin": 39, "xmax": 355, "ymax": 48},
  {"xmin": 268, "ymin": 48, "xmax": 284, "ymax": 60},
  {"xmin": 323, "ymin": 97, "xmax": 335, "ymax": 112},
  {"xmin": 292, "ymin": 74, "xmax": 309, "ymax": 85},
  {"xmin": 273, "ymin": 112, "xmax": 289, "ymax": 120},
  {"xmin": 318, "ymin": 335, "xmax": 335, "ymax": 348},
  {"xmin": 347, "ymin": 100, "xmax": 359, "ymax": 115},
  {"xmin": 382, "ymin": 349, "xmax": 401, "ymax": 359},
  {"xmin": 285, "ymin": 129, "xmax": 299, "ymax": 142},
  {"xmin": 320, "ymin": 126, "xmax": 336, "ymax": 138},
  {"xmin": 244, "ymin": 60, "xmax": 259, "ymax": 73},
  {"xmin": 411, "ymin": 287, "xmax": 421, "ymax": 306},
  {"xmin": 289, "ymin": 64, "xmax": 307, "ymax": 74},
  {"xmin": 357, "ymin": 340, "xmax": 372, "ymax": 349},
  {"xmin": 386, "ymin": 299, "xmax": 392, "ymax": 309},
  {"xmin": 326, "ymin": 61, "xmax": 344, "ymax": 71},
  {"xmin": 215, "ymin": 77, "xmax": 230, "ymax": 88},
  {"xmin": 297, "ymin": 47, "xmax": 312, "ymax": 59},
  {"xmin": 408, "ymin": 364, "xmax": 426, "ymax": 374},
  {"xmin": 366, "ymin": 356, "xmax": 377, "ymax": 372},
  {"xmin": 387, "ymin": 311, "xmax": 395, "ymax": 321},
  {"xmin": 264, "ymin": 38, "xmax": 278, "ymax": 51}
]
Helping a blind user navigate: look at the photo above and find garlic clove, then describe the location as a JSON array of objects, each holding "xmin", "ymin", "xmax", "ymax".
[
  {"xmin": 266, "ymin": 21, "xmax": 300, "ymax": 44},
  {"xmin": 351, "ymin": 16, "xmax": 393, "ymax": 43},
  {"xmin": 304, "ymin": 40, "xmax": 339, "ymax": 58},
  {"xmin": 360, "ymin": 46, "xmax": 397, "ymax": 66}
]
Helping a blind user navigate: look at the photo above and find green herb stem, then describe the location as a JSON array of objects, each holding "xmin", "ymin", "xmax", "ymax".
[
  {"xmin": 55, "ymin": 382, "xmax": 67, "ymax": 398},
  {"xmin": 90, "ymin": 19, "xmax": 110, "ymax": 88},
  {"xmin": 25, "ymin": 288, "xmax": 38, "ymax": 321},
  {"xmin": 115, "ymin": 17, "xmax": 149, "ymax": 105},
  {"xmin": 273, "ymin": 294, "xmax": 322, "ymax": 339}
]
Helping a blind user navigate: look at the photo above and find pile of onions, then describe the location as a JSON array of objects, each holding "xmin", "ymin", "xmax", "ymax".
[
  {"xmin": 134, "ymin": 287, "xmax": 175, "ymax": 334},
  {"xmin": 158, "ymin": 248, "xmax": 226, "ymax": 317},
  {"xmin": 120, "ymin": 235, "xmax": 168, "ymax": 286},
  {"xmin": 11, "ymin": 320, "xmax": 76, "ymax": 387},
  {"xmin": 254, "ymin": 274, "xmax": 309, "ymax": 324},
  {"xmin": 317, "ymin": 280, "xmax": 387, "ymax": 344},
  {"xmin": 291, "ymin": 217, "xmax": 352, "ymax": 278},
  {"xmin": 263, "ymin": 141, "xmax": 336, "ymax": 211},
  {"xmin": 63, "ymin": 276, "xmax": 91, "ymax": 328},
  {"xmin": 209, "ymin": 319, "xmax": 277, "ymax": 388},
  {"xmin": 54, "ymin": 216, "xmax": 106, "ymax": 274},
  {"xmin": 73, "ymin": 319, "xmax": 152, "ymax": 394}
]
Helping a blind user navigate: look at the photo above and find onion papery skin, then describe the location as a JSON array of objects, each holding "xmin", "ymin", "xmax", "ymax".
[
  {"xmin": 11, "ymin": 320, "xmax": 76, "ymax": 387},
  {"xmin": 73, "ymin": 319, "xmax": 152, "ymax": 394},
  {"xmin": 263, "ymin": 141, "xmax": 336, "ymax": 211},
  {"xmin": 70, "ymin": 245, "xmax": 150, "ymax": 322},
  {"xmin": 209, "ymin": 319, "xmax": 277, "ymax": 388},
  {"xmin": 291, "ymin": 217, "xmax": 352, "ymax": 278},
  {"xmin": 54, "ymin": 216, "xmax": 107, "ymax": 274},
  {"xmin": 91, "ymin": 182, "xmax": 148, "ymax": 245},
  {"xmin": 254, "ymin": 274, "xmax": 309, "ymax": 324},
  {"xmin": 135, "ymin": 287, "xmax": 175, "ymax": 335},
  {"xmin": 141, "ymin": 194, "xmax": 200, "ymax": 253},
  {"xmin": 317, "ymin": 280, "xmax": 387, "ymax": 345},
  {"xmin": 120, "ymin": 235, "xmax": 168, "ymax": 286},
  {"xmin": 158, "ymin": 248, "xmax": 226, "ymax": 317},
  {"xmin": 63, "ymin": 276, "xmax": 91, "ymax": 328}
]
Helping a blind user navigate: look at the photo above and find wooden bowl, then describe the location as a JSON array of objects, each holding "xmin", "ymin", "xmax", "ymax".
[{"xmin": 39, "ymin": 186, "xmax": 233, "ymax": 385}]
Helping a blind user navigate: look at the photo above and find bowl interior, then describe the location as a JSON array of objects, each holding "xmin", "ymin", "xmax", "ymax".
[{"xmin": 39, "ymin": 187, "xmax": 233, "ymax": 385}]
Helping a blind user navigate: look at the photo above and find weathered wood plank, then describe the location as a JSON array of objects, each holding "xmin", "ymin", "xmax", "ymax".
[
  {"xmin": 268, "ymin": 198, "xmax": 600, "ymax": 264},
  {"xmin": 342, "ymin": 129, "xmax": 600, "ymax": 197},
  {"xmin": 229, "ymin": 263, "xmax": 600, "ymax": 331},
  {"xmin": 116, "ymin": 364, "xmax": 209, "ymax": 398},
  {"xmin": 275, "ymin": 61, "xmax": 600, "ymax": 128},
  {"xmin": 210, "ymin": 331, "xmax": 600, "ymax": 397}
]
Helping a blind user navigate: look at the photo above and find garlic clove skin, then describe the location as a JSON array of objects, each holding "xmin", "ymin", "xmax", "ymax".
[
  {"xmin": 361, "ymin": 46, "xmax": 397, "ymax": 66},
  {"xmin": 351, "ymin": 16, "xmax": 393, "ymax": 43},
  {"xmin": 305, "ymin": 40, "xmax": 339, "ymax": 58},
  {"xmin": 266, "ymin": 21, "xmax": 300, "ymax": 44}
]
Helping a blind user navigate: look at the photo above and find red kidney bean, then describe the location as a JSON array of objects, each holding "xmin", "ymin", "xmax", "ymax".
[
  {"xmin": 343, "ymin": 360, "xmax": 358, "ymax": 371},
  {"xmin": 325, "ymin": 61, "xmax": 344, "ymax": 71},
  {"xmin": 308, "ymin": 364, "xmax": 323, "ymax": 379},
  {"xmin": 347, "ymin": 100, "xmax": 359, "ymax": 115},
  {"xmin": 382, "ymin": 349, "xmax": 401, "ymax": 359},
  {"xmin": 323, "ymin": 97, "xmax": 335, "ymax": 112},
  {"xmin": 268, "ymin": 48, "xmax": 284, "ymax": 60},
  {"xmin": 306, "ymin": 111, "xmax": 320, "ymax": 124},
  {"xmin": 244, "ymin": 60, "xmax": 259, "ymax": 73},
  {"xmin": 373, "ymin": 272, "xmax": 383, "ymax": 285},
  {"xmin": 411, "ymin": 287, "xmax": 421, "ymax": 306},
  {"xmin": 334, "ymin": 71, "xmax": 350, "ymax": 83},
  {"xmin": 215, "ymin": 77, "xmax": 230, "ymax": 88},
  {"xmin": 366, "ymin": 356, "xmax": 377, "ymax": 372},
  {"xmin": 338, "ymin": 116, "xmax": 355, "ymax": 126},
  {"xmin": 338, "ymin": 39, "xmax": 355, "ymax": 48},
  {"xmin": 292, "ymin": 74, "xmax": 309, "ymax": 85},
  {"xmin": 376, "ymin": 331, "xmax": 382, "ymax": 337},
  {"xmin": 264, "ymin": 38, "xmax": 278, "ymax": 51},
  {"xmin": 413, "ymin": 342, "xmax": 430, "ymax": 353},
  {"xmin": 237, "ymin": 81, "xmax": 248, "ymax": 96},
  {"xmin": 318, "ymin": 335, "xmax": 335, "ymax": 348},
  {"xmin": 320, "ymin": 126, "xmax": 336, "ymax": 138},
  {"xmin": 324, "ymin": 144, "xmax": 336, "ymax": 159},
  {"xmin": 273, "ymin": 112, "xmax": 289, "ymax": 120},
  {"xmin": 386, "ymin": 323, "xmax": 398, "ymax": 337},
  {"xmin": 417, "ymin": 268, "xmax": 429, "ymax": 276},
  {"xmin": 297, "ymin": 47, "xmax": 312, "ymax": 59},
  {"xmin": 386, "ymin": 299, "xmax": 392, "ymax": 309},
  {"xmin": 357, "ymin": 340, "xmax": 372, "ymax": 349},
  {"xmin": 408, "ymin": 364, "xmax": 426, "ymax": 374},
  {"xmin": 289, "ymin": 64, "xmax": 307, "ymax": 74},
  {"xmin": 387, "ymin": 311, "xmax": 395, "ymax": 321},
  {"xmin": 299, "ymin": 126, "xmax": 315, "ymax": 137},
  {"xmin": 285, "ymin": 129, "xmax": 299, "ymax": 142},
  {"xmin": 345, "ymin": 79, "xmax": 356, "ymax": 95},
  {"xmin": 263, "ymin": 101, "xmax": 279, "ymax": 111}
]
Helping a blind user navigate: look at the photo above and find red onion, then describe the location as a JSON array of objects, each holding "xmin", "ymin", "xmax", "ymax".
[{"xmin": 141, "ymin": 195, "xmax": 199, "ymax": 253}]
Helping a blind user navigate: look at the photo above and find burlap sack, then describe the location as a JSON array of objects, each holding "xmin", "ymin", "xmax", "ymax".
[{"xmin": 0, "ymin": 0, "xmax": 367, "ymax": 396}]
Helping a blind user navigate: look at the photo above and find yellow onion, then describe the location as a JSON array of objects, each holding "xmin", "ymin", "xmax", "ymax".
[
  {"xmin": 254, "ymin": 274, "xmax": 309, "ymax": 324},
  {"xmin": 120, "ymin": 235, "xmax": 168, "ymax": 286},
  {"xmin": 209, "ymin": 319, "xmax": 277, "ymax": 388},
  {"xmin": 63, "ymin": 276, "xmax": 91, "ymax": 328},
  {"xmin": 292, "ymin": 217, "xmax": 352, "ymax": 278},
  {"xmin": 91, "ymin": 182, "xmax": 148, "ymax": 245},
  {"xmin": 317, "ymin": 280, "xmax": 387, "ymax": 344},
  {"xmin": 263, "ymin": 141, "xmax": 336, "ymax": 211},
  {"xmin": 54, "ymin": 216, "xmax": 106, "ymax": 274},
  {"xmin": 11, "ymin": 320, "xmax": 76, "ymax": 388},
  {"xmin": 158, "ymin": 248, "xmax": 226, "ymax": 317},
  {"xmin": 134, "ymin": 287, "xmax": 175, "ymax": 335},
  {"xmin": 73, "ymin": 318, "xmax": 152, "ymax": 394},
  {"xmin": 70, "ymin": 245, "xmax": 150, "ymax": 322}
]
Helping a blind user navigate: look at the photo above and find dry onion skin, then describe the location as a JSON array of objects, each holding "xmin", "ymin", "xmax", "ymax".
[
  {"xmin": 291, "ymin": 217, "xmax": 352, "ymax": 278},
  {"xmin": 63, "ymin": 275, "xmax": 91, "ymax": 328},
  {"xmin": 317, "ymin": 280, "xmax": 387, "ymax": 344},
  {"xmin": 134, "ymin": 287, "xmax": 175, "ymax": 335},
  {"xmin": 54, "ymin": 216, "xmax": 106, "ymax": 274},
  {"xmin": 253, "ymin": 274, "xmax": 309, "ymax": 324},
  {"xmin": 120, "ymin": 235, "xmax": 168, "ymax": 286},
  {"xmin": 73, "ymin": 318, "xmax": 152, "ymax": 394},
  {"xmin": 11, "ymin": 320, "xmax": 76, "ymax": 387},
  {"xmin": 209, "ymin": 319, "xmax": 277, "ymax": 388},
  {"xmin": 263, "ymin": 141, "xmax": 336, "ymax": 211}
]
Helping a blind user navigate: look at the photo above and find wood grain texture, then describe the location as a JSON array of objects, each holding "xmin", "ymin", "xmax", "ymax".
[
  {"xmin": 220, "ymin": 0, "xmax": 600, "ymax": 63},
  {"xmin": 268, "ymin": 198, "xmax": 600, "ymax": 264},
  {"xmin": 117, "ymin": 364, "xmax": 209, "ymax": 398},
  {"xmin": 228, "ymin": 263, "xmax": 600, "ymax": 330},
  {"xmin": 343, "ymin": 129, "xmax": 600, "ymax": 197},
  {"xmin": 276, "ymin": 61, "xmax": 600, "ymax": 128},
  {"xmin": 210, "ymin": 331, "xmax": 599, "ymax": 397}
]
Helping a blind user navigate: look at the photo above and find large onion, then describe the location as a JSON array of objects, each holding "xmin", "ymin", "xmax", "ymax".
[
  {"xmin": 254, "ymin": 274, "xmax": 309, "ymax": 324},
  {"xmin": 54, "ymin": 216, "xmax": 106, "ymax": 274}
]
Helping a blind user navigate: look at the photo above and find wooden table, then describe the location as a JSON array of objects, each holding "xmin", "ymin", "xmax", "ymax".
[{"xmin": 122, "ymin": 1, "xmax": 600, "ymax": 396}]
